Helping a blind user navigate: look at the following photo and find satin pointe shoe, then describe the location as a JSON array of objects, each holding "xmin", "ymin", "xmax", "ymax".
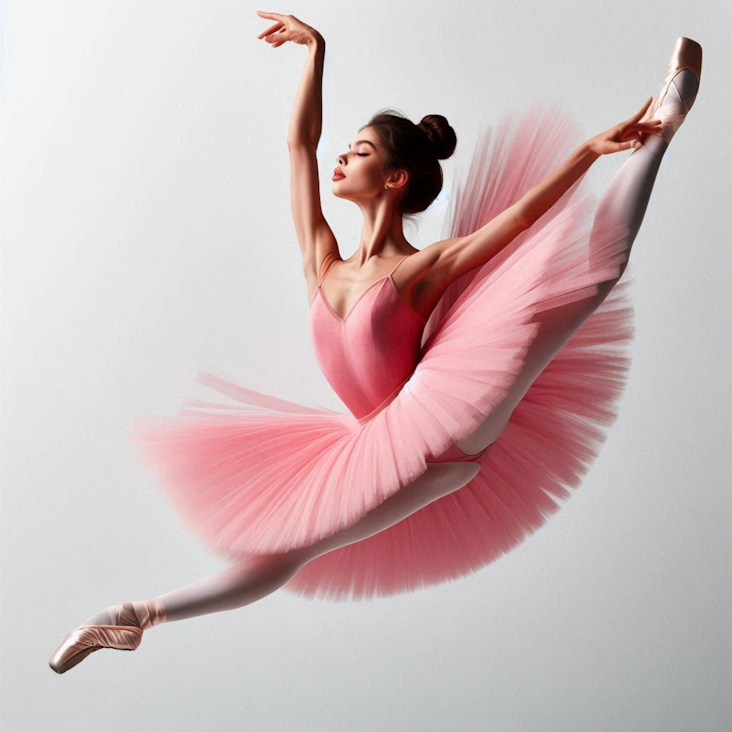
[
  {"xmin": 638, "ymin": 36, "xmax": 702, "ymax": 146},
  {"xmin": 48, "ymin": 599, "xmax": 167, "ymax": 674}
]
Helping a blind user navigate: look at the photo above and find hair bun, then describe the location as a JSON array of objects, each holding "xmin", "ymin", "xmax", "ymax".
[{"xmin": 418, "ymin": 114, "xmax": 457, "ymax": 160}]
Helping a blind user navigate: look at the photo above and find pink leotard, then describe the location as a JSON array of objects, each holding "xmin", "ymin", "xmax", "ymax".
[{"xmin": 309, "ymin": 253, "xmax": 493, "ymax": 465}]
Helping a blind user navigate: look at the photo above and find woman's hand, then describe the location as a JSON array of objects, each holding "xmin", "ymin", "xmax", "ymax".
[
  {"xmin": 256, "ymin": 11, "xmax": 323, "ymax": 48},
  {"xmin": 587, "ymin": 97, "xmax": 663, "ymax": 155}
]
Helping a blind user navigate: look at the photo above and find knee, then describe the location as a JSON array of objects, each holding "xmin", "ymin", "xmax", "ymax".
[
  {"xmin": 426, "ymin": 461, "xmax": 481, "ymax": 499},
  {"xmin": 464, "ymin": 461, "xmax": 482, "ymax": 483},
  {"xmin": 239, "ymin": 549, "xmax": 311, "ymax": 576},
  {"xmin": 444, "ymin": 461, "xmax": 482, "ymax": 489},
  {"xmin": 595, "ymin": 276, "xmax": 621, "ymax": 303}
]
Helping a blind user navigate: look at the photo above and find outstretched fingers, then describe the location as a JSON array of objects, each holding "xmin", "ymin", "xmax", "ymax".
[
  {"xmin": 629, "ymin": 96, "xmax": 654, "ymax": 124},
  {"xmin": 257, "ymin": 21, "xmax": 283, "ymax": 39},
  {"xmin": 256, "ymin": 11, "xmax": 287, "ymax": 41}
]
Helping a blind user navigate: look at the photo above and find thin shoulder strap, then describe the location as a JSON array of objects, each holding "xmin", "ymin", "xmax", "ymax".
[
  {"xmin": 389, "ymin": 254, "xmax": 411, "ymax": 277},
  {"xmin": 318, "ymin": 253, "xmax": 409, "ymax": 288},
  {"xmin": 317, "ymin": 254, "xmax": 339, "ymax": 287}
]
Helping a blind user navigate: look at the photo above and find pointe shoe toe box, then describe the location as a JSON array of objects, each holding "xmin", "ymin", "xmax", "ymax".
[
  {"xmin": 639, "ymin": 37, "xmax": 702, "ymax": 144},
  {"xmin": 48, "ymin": 624, "xmax": 143, "ymax": 674}
]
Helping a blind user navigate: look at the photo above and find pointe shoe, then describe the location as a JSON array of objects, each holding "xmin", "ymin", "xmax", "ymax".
[
  {"xmin": 639, "ymin": 37, "xmax": 702, "ymax": 145},
  {"xmin": 48, "ymin": 599, "xmax": 166, "ymax": 674}
]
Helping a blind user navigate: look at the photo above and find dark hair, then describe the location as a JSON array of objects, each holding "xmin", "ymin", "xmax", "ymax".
[{"xmin": 360, "ymin": 108, "xmax": 457, "ymax": 216}]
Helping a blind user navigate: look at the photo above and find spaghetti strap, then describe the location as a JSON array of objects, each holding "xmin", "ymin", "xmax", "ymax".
[
  {"xmin": 389, "ymin": 254, "xmax": 411, "ymax": 277},
  {"xmin": 129, "ymin": 104, "xmax": 637, "ymax": 602},
  {"xmin": 317, "ymin": 254, "xmax": 339, "ymax": 287},
  {"xmin": 319, "ymin": 253, "xmax": 409, "ymax": 288}
]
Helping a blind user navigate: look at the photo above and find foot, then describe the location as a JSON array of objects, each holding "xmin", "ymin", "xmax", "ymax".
[
  {"xmin": 80, "ymin": 599, "xmax": 166, "ymax": 629},
  {"xmin": 637, "ymin": 37, "xmax": 702, "ymax": 154},
  {"xmin": 48, "ymin": 599, "xmax": 167, "ymax": 674}
]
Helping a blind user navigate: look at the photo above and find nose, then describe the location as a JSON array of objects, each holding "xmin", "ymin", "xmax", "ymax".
[{"xmin": 337, "ymin": 155, "xmax": 345, "ymax": 166}]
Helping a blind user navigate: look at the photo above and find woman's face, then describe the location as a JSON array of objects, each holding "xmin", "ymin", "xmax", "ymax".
[{"xmin": 332, "ymin": 126, "xmax": 391, "ymax": 200}]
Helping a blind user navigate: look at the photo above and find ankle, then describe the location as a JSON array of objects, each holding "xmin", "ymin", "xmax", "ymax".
[
  {"xmin": 130, "ymin": 599, "xmax": 168, "ymax": 630},
  {"xmin": 82, "ymin": 598, "xmax": 168, "ymax": 630},
  {"xmin": 654, "ymin": 69, "xmax": 699, "ymax": 145},
  {"xmin": 667, "ymin": 69, "xmax": 699, "ymax": 109}
]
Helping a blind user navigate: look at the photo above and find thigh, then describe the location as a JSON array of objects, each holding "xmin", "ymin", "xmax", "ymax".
[
  {"xmin": 455, "ymin": 280, "xmax": 617, "ymax": 454},
  {"xmin": 300, "ymin": 461, "xmax": 481, "ymax": 561}
]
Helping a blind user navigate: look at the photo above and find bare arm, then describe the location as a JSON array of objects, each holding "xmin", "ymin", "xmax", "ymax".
[
  {"xmin": 443, "ymin": 143, "xmax": 599, "ymax": 281},
  {"xmin": 412, "ymin": 201, "xmax": 529, "ymax": 302},
  {"xmin": 286, "ymin": 31, "xmax": 325, "ymax": 148},
  {"xmin": 515, "ymin": 142, "xmax": 600, "ymax": 227},
  {"xmin": 410, "ymin": 143, "xmax": 597, "ymax": 302},
  {"xmin": 284, "ymin": 32, "xmax": 339, "ymax": 278},
  {"xmin": 256, "ymin": 13, "xmax": 339, "ymax": 281},
  {"xmin": 515, "ymin": 97, "xmax": 657, "ymax": 227},
  {"xmin": 412, "ymin": 99, "xmax": 660, "ymax": 303}
]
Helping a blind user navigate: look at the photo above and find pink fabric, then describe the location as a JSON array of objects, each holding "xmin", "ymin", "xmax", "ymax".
[
  {"xmin": 310, "ymin": 271, "xmax": 425, "ymax": 423},
  {"xmin": 310, "ymin": 260, "xmax": 493, "ymax": 463},
  {"xmin": 128, "ymin": 103, "xmax": 635, "ymax": 601}
]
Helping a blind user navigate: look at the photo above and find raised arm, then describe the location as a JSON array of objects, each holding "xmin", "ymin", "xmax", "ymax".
[
  {"xmin": 257, "ymin": 13, "xmax": 339, "ymax": 283},
  {"xmin": 419, "ymin": 98, "xmax": 659, "ymax": 293},
  {"xmin": 420, "ymin": 143, "xmax": 598, "ymax": 291}
]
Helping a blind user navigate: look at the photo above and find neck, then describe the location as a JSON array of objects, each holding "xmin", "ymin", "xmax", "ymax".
[{"xmin": 352, "ymin": 199, "xmax": 415, "ymax": 267}]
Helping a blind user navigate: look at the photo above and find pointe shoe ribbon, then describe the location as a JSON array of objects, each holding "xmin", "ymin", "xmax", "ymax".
[
  {"xmin": 639, "ymin": 37, "xmax": 702, "ymax": 144},
  {"xmin": 48, "ymin": 599, "xmax": 167, "ymax": 674},
  {"xmin": 119, "ymin": 598, "xmax": 168, "ymax": 631},
  {"xmin": 650, "ymin": 94, "xmax": 698, "ymax": 144}
]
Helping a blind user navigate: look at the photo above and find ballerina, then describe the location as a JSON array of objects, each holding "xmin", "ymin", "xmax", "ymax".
[{"xmin": 49, "ymin": 14, "xmax": 702, "ymax": 673}]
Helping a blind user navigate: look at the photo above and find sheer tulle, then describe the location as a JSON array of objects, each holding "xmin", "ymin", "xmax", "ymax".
[{"xmin": 127, "ymin": 102, "xmax": 635, "ymax": 601}]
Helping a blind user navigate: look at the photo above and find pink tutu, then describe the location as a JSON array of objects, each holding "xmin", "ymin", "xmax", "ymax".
[{"xmin": 128, "ymin": 102, "xmax": 635, "ymax": 601}]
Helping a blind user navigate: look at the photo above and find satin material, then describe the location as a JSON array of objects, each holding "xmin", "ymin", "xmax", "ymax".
[
  {"xmin": 639, "ymin": 37, "xmax": 701, "ymax": 144},
  {"xmin": 48, "ymin": 600, "xmax": 167, "ymax": 673}
]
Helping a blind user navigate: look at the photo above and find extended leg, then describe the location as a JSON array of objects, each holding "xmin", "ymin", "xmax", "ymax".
[
  {"xmin": 455, "ymin": 72, "xmax": 699, "ymax": 454},
  {"xmin": 70, "ymin": 86, "xmax": 690, "ymax": 634},
  {"xmin": 79, "ymin": 461, "xmax": 479, "ymax": 628}
]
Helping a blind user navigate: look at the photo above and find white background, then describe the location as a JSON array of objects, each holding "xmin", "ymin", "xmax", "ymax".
[{"xmin": 2, "ymin": 1, "xmax": 730, "ymax": 730}]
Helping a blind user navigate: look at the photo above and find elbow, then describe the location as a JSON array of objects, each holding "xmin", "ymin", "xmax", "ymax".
[
  {"xmin": 515, "ymin": 205, "xmax": 533, "ymax": 231},
  {"xmin": 287, "ymin": 137, "xmax": 319, "ymax": 152}
]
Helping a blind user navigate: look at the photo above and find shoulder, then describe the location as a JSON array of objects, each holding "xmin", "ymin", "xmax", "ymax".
[
  {"xmin": 305, "ymin": 251, "xmax": 343, "ymax": 305},
  {"xmin": 392, "ymin": 238, "xmax": 458, "ymax": 288},
  {"xmin": 391, "ymin": 238, "xmax": 463, "ymax": 320}
]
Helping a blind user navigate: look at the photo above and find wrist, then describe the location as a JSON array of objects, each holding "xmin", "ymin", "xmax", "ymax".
[
  {"xmin": 307, "ymin": 32, "xmax": 325, "ymax": 51},
  {"xmin": 582, "ymin": 140, "xmax": 601, "ymax": 162}
]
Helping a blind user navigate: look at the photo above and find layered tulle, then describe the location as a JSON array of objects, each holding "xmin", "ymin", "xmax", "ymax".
[{"xmin": 127, "ymin": 102, "xmax": 635, "ymax": 600}]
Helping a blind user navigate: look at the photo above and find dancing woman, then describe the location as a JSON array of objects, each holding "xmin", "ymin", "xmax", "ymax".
[{"xmin": 50, "ymin": 13, "xmax": 702, "ymax": 673}]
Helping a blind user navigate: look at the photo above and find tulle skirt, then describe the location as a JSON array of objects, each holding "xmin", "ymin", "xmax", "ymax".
[{"xmin": 128, "ymin": 102, "xmax": 635, "ymax": 601}]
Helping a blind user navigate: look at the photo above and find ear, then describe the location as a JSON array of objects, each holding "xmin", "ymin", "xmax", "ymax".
[{"xmin": 386, "ymin": 168, "xmax": 409, "ymax": 190}]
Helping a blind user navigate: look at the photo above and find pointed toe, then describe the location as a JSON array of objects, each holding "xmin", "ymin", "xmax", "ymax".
[{"xmin": 48, "ymin": 624, "xmax": 143, "ymax": 674}]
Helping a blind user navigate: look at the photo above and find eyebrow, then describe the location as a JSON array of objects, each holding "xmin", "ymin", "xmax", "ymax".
[{"xmin": 348, "ymin": 140, "xmax": 377, "ymax": 150}]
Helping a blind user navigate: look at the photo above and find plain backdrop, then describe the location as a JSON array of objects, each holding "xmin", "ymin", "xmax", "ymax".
[{"xmin": 1, "ymin": 1, "xmax": 730, "ymax": 730}]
